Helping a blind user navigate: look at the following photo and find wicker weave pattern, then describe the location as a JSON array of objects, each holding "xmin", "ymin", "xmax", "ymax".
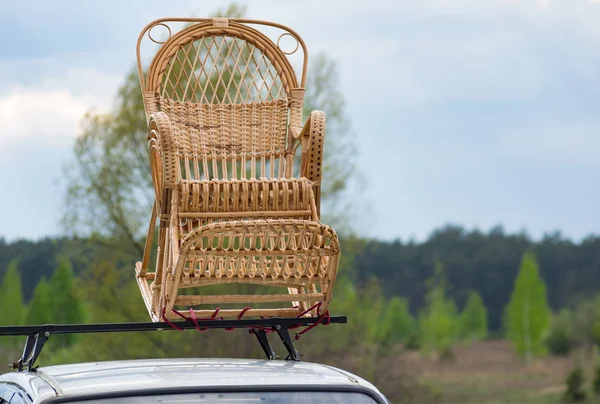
[
  {"xmin": 179, "ymin": 178, "xmax": 312, "ymax": 214},
  {"xmin": 177, "ymin": 178, "xmax": 314, "ymax": 237},
  {"xmin": 176, "ymin": 219, "xmax": 339, "ymax": 286},
  {"xmin": 160, "ymin": 98, "xmax": 288, "ymax": 158},
  {"xmin": 160, "ymin": 35, "xmax": 287, "ymax": 104},
  {"xmin": 134, "ymin": 18, "xmax": 339, "ymax": 322}
]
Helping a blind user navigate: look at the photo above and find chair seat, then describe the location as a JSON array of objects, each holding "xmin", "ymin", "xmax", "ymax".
[
  {"xmin": 176, "ymin": 218, "xmax": 337, "ymax": 281},
  {"xmin": 177, "ymin": 178, "xmax": 315, "ymax": 223}
]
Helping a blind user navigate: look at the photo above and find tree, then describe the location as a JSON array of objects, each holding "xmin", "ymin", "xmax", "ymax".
[
  {"xmin": 25, "ymin": 279, "xmax": 52, "ymax": 325},
  {"xmin": 377, "ymin": 297, "xmax": 416, "ymax": 346},
  {"xmin": 358, "ymin": 278, "xmax": 387, "ymax": 344},
  {"xmin": 47, "ymin": 258, "xmax": 86, "ymax": 347},
  {"xmin": 301, "ymin": 53, "xmax": 360, "ymax": 232},
  {"xmin": 0, "ymin": 261, "xmax": 25, "ymax": 356},
  {"xmin": 62, "ymin": 1, "xmax": 359, "ymax": 256},
  {"xmin": 307, "ymin": 276, "xmax": 385, "ymax": 354},
  {"xmin": 460, "ymin": 291, "xmax": 488, "ymax": 342},
  {"xmin": 0, "ymin": 261, "xmax": 24, "ymax": 326},
  {"xmin": 418, "ymin": 261, "xmax": 459, "ymax": 355},
  {"xmin": 504, "ymin": 251, "xmax": 550, "ymax": 362}
]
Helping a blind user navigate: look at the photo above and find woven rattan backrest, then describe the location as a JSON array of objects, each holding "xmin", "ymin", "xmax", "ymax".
[{"xmin": 137, "ymin": 18, "xmax": 308, "ymax": 181}]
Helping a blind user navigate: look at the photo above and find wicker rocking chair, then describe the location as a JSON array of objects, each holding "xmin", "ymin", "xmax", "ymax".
[{"xmin": 134, "ymin": 18, "xmax": 341, "ymax": 322}]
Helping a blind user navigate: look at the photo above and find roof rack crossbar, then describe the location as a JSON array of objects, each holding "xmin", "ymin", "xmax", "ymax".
[{"xmin": 0, "ymin": 316, "xmax": 346, "ymax": 371}]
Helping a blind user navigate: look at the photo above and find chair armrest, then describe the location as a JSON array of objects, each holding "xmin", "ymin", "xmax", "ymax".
[
  {"xmin": 299, "ymin": 110, "xmax": 326, "ymax": 218},
  {"xmin": 148, "ymin": 112, "xmax": 179, "ymax": 189},
  {"xmin": 147, "ymin": 112, "xmax": 179, "ymax": 225}
]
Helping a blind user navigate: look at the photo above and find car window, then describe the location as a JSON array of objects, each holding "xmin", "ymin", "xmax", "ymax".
[
  {"xmin": 0, "ymin": 384, "xmax": 28, "ymax": 404},
  {"xmin": 0, "ymin": 384, "xmax": 14, "ymax": 404}
]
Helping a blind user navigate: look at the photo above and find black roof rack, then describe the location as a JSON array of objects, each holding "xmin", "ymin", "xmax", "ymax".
[{"xmin": 0, "ymin": 316, "xmax": 347, "ymax": 372}]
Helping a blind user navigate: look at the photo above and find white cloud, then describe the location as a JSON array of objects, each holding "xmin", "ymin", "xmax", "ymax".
[
  {"xmin": 0, "ymin": 88, "xmax": 88, "ymax": 141},
  {"xmin": 42, "ymin": 67, "xmax": 122, "ymax": 102},
  {"xmin": 537, "ymin": 0, "xmax": 551, "ymax": 9},
  {"xmin": 0, "ymin": 67, "xmax": 119, "ymax": 151}
]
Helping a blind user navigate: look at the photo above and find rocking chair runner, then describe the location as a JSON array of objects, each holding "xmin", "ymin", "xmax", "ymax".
[{"xmin": 134, "ymin": 17, "xmax": 341, "ymax": 322}]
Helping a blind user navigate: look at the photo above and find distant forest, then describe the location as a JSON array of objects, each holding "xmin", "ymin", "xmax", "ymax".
[{"xmin": 1, "ymin": 224, "xmax": 599, "ymax": 333}]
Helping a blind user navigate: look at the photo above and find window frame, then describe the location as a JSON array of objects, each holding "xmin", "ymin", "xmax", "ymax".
[{"xmin": 41, "ymin": 385, "xmax": 389, "ymax": 404}]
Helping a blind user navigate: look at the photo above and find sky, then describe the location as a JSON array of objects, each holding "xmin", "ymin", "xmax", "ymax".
[{"xmin": 1, "ymin": 0, "xmax": 600, "ymax": 243}]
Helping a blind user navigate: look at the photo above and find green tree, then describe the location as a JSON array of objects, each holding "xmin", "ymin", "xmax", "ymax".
[
  {"xmin": 301, "ymin": 53, "xmax": 360, "ymax": 232},
  {"xmin": 377, "ymin": 297, "xmax": 416, "ymax": 346},
  {"xmin": 0, "ymin": 261, "xmax": 25, "ymax": 357},
  {"xmin": 418, "ymin": 261, "xmax": 459, "ymax": 355},
  {"xmin": 460, "ymin": 291, "xmax": 488, "ymax": 342},
  {"xmin": 310, "ymin": 276, "xmax": 385, "ymax": 353},
  {"xmin": 359, "ymin": 278, "xmax": 387, "ymax": 344},
  {"xmin": 504, "ymin": 251, "xmax": 550, "ymax": 362},
  {"xmin": 25, "ymin": 279, "xmax": 52, "ymax": 325},
  {"xmin": 48, "ymin": 258, "xmax": 86, "ymax": 347},
  {"xmin": 0, "ymin": 261, "xmax": 24, "ymax": 326}
]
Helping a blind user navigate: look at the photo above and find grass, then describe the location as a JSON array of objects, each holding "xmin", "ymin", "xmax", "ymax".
[{"xmin": 410, "ymin": 340, "xmax": 596, "ymax": 403}]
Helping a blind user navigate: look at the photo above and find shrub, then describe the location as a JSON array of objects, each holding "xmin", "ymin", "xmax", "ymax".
[
  {"xmin": 546, "ymin": 309, "xmax": 574, "ymax": 356},
  {"xmin": 563, "ymin": 366, "xmax": 586, "ymax": 403},
  {"xmin": 438, "ymin": 346, "xmax": 456, "ymax": 362},
  {"xmin": 404, "ymin": 332, "xmax": 421, "ymax": 351},
  {"xmin": 546, "ymin": 323, "xmax": 573, "ymax": 356},
  {"xmin": 593, "ymin": 364, "xmax": 600, "ymax": 396}
]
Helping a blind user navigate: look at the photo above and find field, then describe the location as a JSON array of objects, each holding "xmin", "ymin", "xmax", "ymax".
[
  {"xmin": 326, "ymin": 340, "xmax": 598, "ymax": 403},
  {"xmin": 419, "ymin": 340, "xmax": 581, "ymax": 403}
]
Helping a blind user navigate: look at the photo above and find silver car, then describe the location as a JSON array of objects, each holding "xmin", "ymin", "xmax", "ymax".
[{"xmin": 0, "ymin": 358, "xmax": 390, "ymax": 403}]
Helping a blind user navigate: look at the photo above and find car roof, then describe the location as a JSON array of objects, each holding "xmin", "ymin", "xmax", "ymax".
[{"xmin": 0, "ymin": 358, "xmax": 385, "ymax": 402}]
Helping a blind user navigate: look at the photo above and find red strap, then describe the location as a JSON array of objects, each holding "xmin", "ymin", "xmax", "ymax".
[
  {"xmin": 161, "ymin": 303, "xmax": 330, "ymax": 338},
  {"xmin": 295, "ymin": 310, "xmax": 330, "ymax": 340},
  {"xmin": 288, "ymin": 302, "xmax": 322, "ymax": 330},
  {"xmin": 191, "ymin": 308, "xmax": 222, "ymax": 331},
  {"xmin": 293, "ymin": 303, "xmax": 330, "ymax": 340},
  {"xmin": 189, "ymin": 309, "xmax": 202, "ymax": 332},
  {"xmin": 161, "ymin": 307, "xmax": 184, "ymax": 331},
  {"xmin": 298, "ymin": 302, "xmax": 322, "ymax": 318},
  {"xmin": 171, "ymin": 308, "xmax": 189, "ymax": 321},
  {"xmin": 225, "ymin": 307, "xmax": 252, "ymax": 331}
]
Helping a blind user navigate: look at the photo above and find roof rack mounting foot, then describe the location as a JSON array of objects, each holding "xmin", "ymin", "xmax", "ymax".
[
  {"xmin": 28, "ymin": 332, "xmax": 49, "ymax": 372},
  {"xmin": 252, "ymin": 329, "xmax": 276, "ymax": 360},
  {"xmin": 14, "ymin": 332, "xmax": 49, "ymax": 372},
  {"xmin": 13, "ymin": 334, "xmax": 35, "ymax": 371},
  {"xmin": 275, "ymin": 325, "xmax": 300, "ymax": 361}
]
